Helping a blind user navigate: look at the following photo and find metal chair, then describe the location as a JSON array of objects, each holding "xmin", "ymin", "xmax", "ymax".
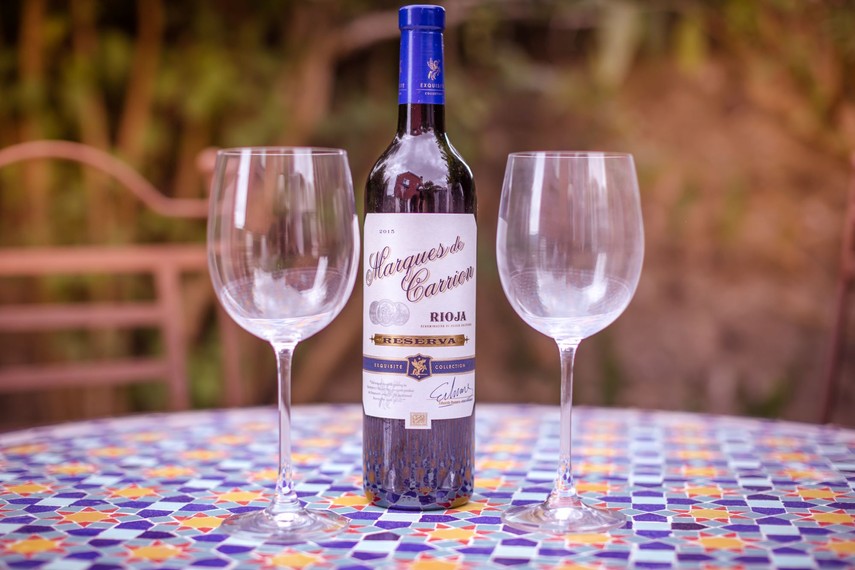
[
  {"xmin": 0, "ymin": 140, "xmax": 241, "ymax": 413},
  {"xmin": 821, "ymin": 153, "xmax": 855, "ymax": 423}
]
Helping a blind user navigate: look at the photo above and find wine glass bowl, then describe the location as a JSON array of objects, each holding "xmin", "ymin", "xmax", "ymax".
[
  {"xmin": 496, "ymin": 151, "xmax": 643, "ymax": 534},
  {"xmin": 207, "ymin": 147, "xmax": 359, "ymax": 541},
  {"xmin": 502, "ymin": 269, "xmax": 635, "ymax": 341},
  {"xmin": 218, "ymin": 266, "xmax": 353, "ymax": 343}
]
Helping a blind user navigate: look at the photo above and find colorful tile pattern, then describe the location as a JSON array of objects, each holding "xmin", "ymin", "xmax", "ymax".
[{"xmin": 0, "ymin": 404, "xmax": 853, "ymax": 568}]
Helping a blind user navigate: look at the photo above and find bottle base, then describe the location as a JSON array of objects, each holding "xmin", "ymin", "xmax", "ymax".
[{"xmin": 366, "ymin": 488, "xmax": 471, "ymax": 511}]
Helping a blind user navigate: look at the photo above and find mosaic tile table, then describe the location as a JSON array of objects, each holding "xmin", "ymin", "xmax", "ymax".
[{"xmin": 0, "ymin": 404, "xmax": 853, "ymax": 569}]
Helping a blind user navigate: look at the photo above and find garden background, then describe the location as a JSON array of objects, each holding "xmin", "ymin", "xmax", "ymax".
[{"xmin": 0, "ymin": 0, "xmax": 853, "ymax": 427}]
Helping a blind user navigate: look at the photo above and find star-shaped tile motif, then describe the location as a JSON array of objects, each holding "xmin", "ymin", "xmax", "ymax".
[
  {"xmin": 579, "ymin": 432, "xmax": 626, "ymax": 444},
  {"xmin": 249, "ymin": 468, "xmax": 279, "ymax": 483},
  {"xmin": 168, "ymin": 512, "xmax": 229, "ymax": 532},
  {"xmin": 759, "ymin": 436, "xmax": 802, "ymax": 448},
  {"xmin": 448, "ymin": 498, "xmax": 501, "ymax": 515},
  {"xmin": 676, "ymin": 465, "xmax": 726, "ymax": 478},
  {"xmin": 668, "ymin": 435, "xmax": 714, "ymax": 445},
  {"xmin": 211, "ymin": 488, "xmax": 267, "ymax": 505},
  {"xmin": 785, "ymin": 487, "xmax": 849, "ymax": 501},
  {"xmin": 47, "ymin": 462, "xmax": 97, "ymax": 475},
  {"xmin": 481, "ymin": 443, "xmax": 525, "ymax": 453},
  {"xmin": 2, "ymin": 481, "xmax": 53, "ymax": 496},
  {"xmin": 3, "ymin": 536, "xmax": 66, "ymax": 558},
  {"xmin": 673, "ymin": 483, "xmax": 746, "ymax": 498},
  {"xmin": 52, "ymin": 507, "xmax": 127, "ymax": 527},
  {"xmin": 574, "ymin": 461, "xmax": 617, "ymax": 476},
  {"xmin": 687, "ymin": 532, "xmax": 758, "ymax": 552},
  {"xmin": 88, "ymin": 446, "xmax": 134, "ymax": 458},
  {"xmin": 328, "ymin": 492, "xmax": 371, "ymax": 510},
  {"xmin": 672, "ymin": 505, "xmax": 747, "ymax": 522},
  {"xmin": 476, "ymin": 459, "xmax": 523, "ymax": 471},
  {"xmin": 777, "ymin": 468, "xmax": 839, "ymax": 482},
  {"xmin": 473, "ymin": 477, "xmax": 511, "ymax": 491},
  {"xmin": 208, "ymin": 434, "xmax": 250, "ymax": 446},
  {"xmin": 675, "ymin": 449, "xmax": 720, "ymax": 460},
  {"xmin": 144, "ymin": 465, "xmax": 196, "ymax": 478},
  {"xmin": 180, "ymin": 449, "xmax": 226, "ymax": 461},
  {"xmin": 255, "ymin": 547, "xmax": 329, "ymax": 569},
  {"xmin": 770, "ymin": 451, "xmax": 816, "ymax": 463},
  {"xmin": 412, "ymin": 523, "xmax": 489, "ymax": 544},
  {"xmin": 798, "ymin": 508, "xmax": 854, "ymax": 526},
  {"xmin": 125, "ymin": 540, "xmax": 194, "ymax": 563},
  {"xmin": 576, "ymin": 447, "xmax": 620, "ymax": 458},
  {"xmin": 292, "ymin": 452, "xmax": 324, "ymax": 463},
  {"xmin": 110, "ymin": 484, "xmax": 161, "ymax": 500},
  {"xmin": 815, "ymin": 537, "xmax": 855, "ymax": 557},
  {"xmin": 575, "ymin": 481, "xmax": 616, "ymax": 494},
  {"xmin": 563, "ymin": 532, "xmax": 628, "ymax": 548},
  {"xmin": 408, "ymin": 552, "xmax": 470, "ymax": 569}
]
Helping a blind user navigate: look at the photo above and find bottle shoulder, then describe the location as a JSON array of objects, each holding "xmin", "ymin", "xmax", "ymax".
[
  {"xmin": 371, "ymin": 130, "xmax": 470, "ymax": 163},
  {"xmin": 368, "ymin": 131, "xmax": 474, "ymax": 185},
  {"xmin": 366, "ymin": 132, "xmax": 475, "ymax": 215}
]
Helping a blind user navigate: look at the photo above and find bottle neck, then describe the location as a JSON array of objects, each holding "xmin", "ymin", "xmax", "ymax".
[
  {"xmin": 398, "ymin": 27, "xmax": 445, "ymax": 133},
  {"xmin": 397, "ymin": 103, "xmax": 446, "ymax": 135}
]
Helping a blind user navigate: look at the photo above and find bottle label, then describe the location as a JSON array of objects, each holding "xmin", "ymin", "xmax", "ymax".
[
  {"xmin": 399, "ymin": 30, "xmax": 444, "ymax": 105},
  {"xmin": 363, "ymin": 213, "xmax": 475, "ymax": 429}
]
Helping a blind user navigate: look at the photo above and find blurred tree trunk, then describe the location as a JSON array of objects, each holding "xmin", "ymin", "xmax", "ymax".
[
  {"xmin": 174, "ymin": 121, "xmax": 209, "ymax": 199},
  {"xmin": 113, "ymin": 0, "xmax": 163, "ymax": 247},
  {"xmin": 18, "ymin": 0, "xmax": 50, "ymax": 246},
  {"xmin": 118, "ymin": 0, "xmax": 162, "ymax": 169},
  {"xmin": 70, "ymin": 0, "xmax": 112, "ymax": 244}
]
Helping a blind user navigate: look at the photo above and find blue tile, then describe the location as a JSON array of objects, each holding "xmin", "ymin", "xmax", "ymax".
[
  {"xmin": 501, "ymin": 538, "xmax": 537, "ymax": 547},
  {"xmin": 137, "ymin": 509, "xmax": 171, "ymax": 518},
  {"xmin": 190, "ymin": 559, "xmax": 230, "ymax": 567},
  {"xmin": 116, "ymin": 520, "xmax": 152, "ymax": 530},
  {"xmin": 492, "ymin": 558, "xmax": 530, "ymax": 567},
  {"xmin": 363, "ymin": 532, "xmax": 400, "ymax": 541},
  {"xmin": 418, "ymin": 515, "xmax": 457, "ymax": 523},
  {"xmin": 351, "ymin": 552, "xmax": 387, "ymax": 561},
  {"xmin": 396, "ymin": 543, "xmax": 434, "ymax": 553}
]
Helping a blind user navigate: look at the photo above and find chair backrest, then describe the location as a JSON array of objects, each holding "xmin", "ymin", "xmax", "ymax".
[
  {"xmin": 820, "ymin": 153, "xmax": 855, "ymax": 423},
  {"xmin": 0, "ymin": 140, "xmax": 222, "ymax": 413}
]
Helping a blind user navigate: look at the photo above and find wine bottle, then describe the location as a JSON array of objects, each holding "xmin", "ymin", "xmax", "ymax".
[{"xmin": 362, "ymin": 4, "xmax": 476, "ymax": 510}]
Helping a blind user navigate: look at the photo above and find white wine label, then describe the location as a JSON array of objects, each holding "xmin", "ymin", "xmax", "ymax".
[{"xmin": 363, "ymin": 213, "xmax": 476, "ymax": 429}]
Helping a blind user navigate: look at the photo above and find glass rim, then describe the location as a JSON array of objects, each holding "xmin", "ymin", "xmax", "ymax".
[
  {"xmin": 508, "ymin": 151, "xmax": 633, "ymax": 159},
  {"xmin": 216, "ymin": 146, "xmax": 347, "ymax": 157}
]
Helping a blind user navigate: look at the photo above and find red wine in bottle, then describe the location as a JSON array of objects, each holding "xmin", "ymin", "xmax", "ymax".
[{"xmin": 362, "ymin": 4, "xmax": 476, "ymax": 510}]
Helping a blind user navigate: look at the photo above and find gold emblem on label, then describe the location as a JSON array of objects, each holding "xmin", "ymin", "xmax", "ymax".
[
  {"xmin": 410, "ymin": 357, "xmax": 428, "ymax": 377},
  {"xmin": 370, "ymin": 334, "xmax": 467, "ymax": 347}
]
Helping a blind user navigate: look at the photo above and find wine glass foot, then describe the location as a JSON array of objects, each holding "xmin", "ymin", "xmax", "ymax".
[
  {"xmin": 220, "ymin": 507, "xmax": 348, "ymax": 542},
  {"xmin": 502, "ymin": 500, "xmax": 625, "ymax": 535}
]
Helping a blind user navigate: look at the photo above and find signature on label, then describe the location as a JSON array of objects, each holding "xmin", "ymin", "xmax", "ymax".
[{"xmin": 429, "ymin": 377, "xmax": 473, "ymax": 407}]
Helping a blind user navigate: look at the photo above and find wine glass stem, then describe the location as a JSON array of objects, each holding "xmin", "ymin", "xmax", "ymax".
[
  {"xmin": 549, "ymin": 341, "xmax": 581, "ymax": 507},
  {"xmin": 271, "ymin": 342, "xmax": 301, "ymax": 513}
]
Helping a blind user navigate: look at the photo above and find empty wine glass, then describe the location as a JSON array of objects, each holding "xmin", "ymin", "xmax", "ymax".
[
  {"xmin": 496, "ymin": 151, "xmax": 644, "ymax": 534},
  {"xmin": 207, "ymin": 147, "xmax": 359, "ymax": 541}
]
